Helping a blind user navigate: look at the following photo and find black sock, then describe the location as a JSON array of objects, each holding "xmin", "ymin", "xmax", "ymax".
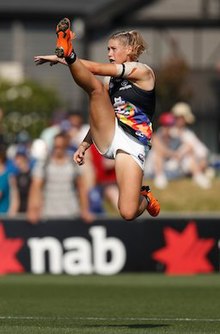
[{"xmin": 65, "ymin": 51, "xmax": 77, "ymax": 65}]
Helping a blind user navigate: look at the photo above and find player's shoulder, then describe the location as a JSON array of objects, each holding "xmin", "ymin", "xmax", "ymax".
[
  {"xmin": 126, "ymin": 61, "xmax": 154, "ymax": 76},
  {"xmin": 124, "ymin": 61, "xmax": 146, "ymax": 69},
  {"xmin": 142, "ymin": 63, "xmax": 155, "ymax": 77},
  {"xmin": 125, "ymin": 61, "xmax": 152, "ymax": 69}
]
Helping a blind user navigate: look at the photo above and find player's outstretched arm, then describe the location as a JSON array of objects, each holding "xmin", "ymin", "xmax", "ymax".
[
  {"xmin": 34, "ymin": 54, "xmax": 119, "ymax": 77},
  {"xmin": 34, "ymin": 55, "xmax": 67, "ymax": 66}
]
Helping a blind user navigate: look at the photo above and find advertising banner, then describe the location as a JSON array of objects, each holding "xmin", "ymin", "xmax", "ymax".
[{"xmin": 0, "ymin": 217, "xmax": 219, "ymax": 275}]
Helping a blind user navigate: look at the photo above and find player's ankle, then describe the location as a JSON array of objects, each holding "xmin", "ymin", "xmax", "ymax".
[{"xmin": 65, "ymin": 51, "xmax": 77, "ymax": 65}]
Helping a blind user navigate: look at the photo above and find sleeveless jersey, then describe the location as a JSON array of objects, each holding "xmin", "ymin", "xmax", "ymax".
[{"xmin": 108, "ymin": 75, "xmax": 155, "ymax": 147}]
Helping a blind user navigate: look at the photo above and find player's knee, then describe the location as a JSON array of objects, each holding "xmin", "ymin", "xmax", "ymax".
[{"xmin": 119, "ymin": 206, "xmax": 137, "ymax": 221}]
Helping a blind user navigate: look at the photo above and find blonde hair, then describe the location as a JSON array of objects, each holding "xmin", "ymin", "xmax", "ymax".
[{"xmin": 109, "ymin": 30, "xmax": 147, "ymax": 61}]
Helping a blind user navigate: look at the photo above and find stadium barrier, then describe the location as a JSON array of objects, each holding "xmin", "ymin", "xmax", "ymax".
[{"xmin": 0, "ymin": 216, "xmax": 220, "ymax": 275}]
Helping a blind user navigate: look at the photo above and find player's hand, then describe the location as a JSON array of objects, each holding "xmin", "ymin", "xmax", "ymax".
[
  {"xmin": 73, "ymin": 146, "xmax": 87, "ymax": 166},
  {"xmin": 34, "ymin": 55, "xmax": 66, "ymax": 66}
]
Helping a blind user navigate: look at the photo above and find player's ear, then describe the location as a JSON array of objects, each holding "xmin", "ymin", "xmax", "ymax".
[
  {"xmin": 126, "ymin": 45, "xmax": 133, "ymax": 55},
  {"xmin": 126, "ymin": 45, "xmax": 134, "ymax": 60}
]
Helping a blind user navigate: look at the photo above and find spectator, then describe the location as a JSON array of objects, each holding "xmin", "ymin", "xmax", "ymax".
[
  {"xmin": 61, "ymin": 110, "xmax": 95, "ymax": 211},
  {"xmin": 88, "ymin": 145, "xmax": 119, "ymax": 215},
  {"xmin": 40, "ymin": 110, "xmax": 66, "ymax": 153},
  {"xmin": 7, "ymin": 130, "xmax": 32, "ymax": 162},
  {"xmin": 27, "ymin": 132, "xmax": 94, "ymax": 223},
  {"xmin": 63, "ymin": 110, "xmax": 90, "ymax": 154},
  {"xmin": 145, "ymin": 112, "xmax": 180, "ymax": 189},
  {"xmin": 30, "ymin": 138, "xmax": 48, "ymax": 162},
  {"xmin": 171, "ymin": 102, "xmax": 211, "ymax": 189},
  {"xmin": 14, "ymin": 148, "xmax": 32, "ymax": 213},
  {"xmin": 146, "ymin": 103, "xmax": 212, "ymax": 189},
  {"xmin": 0, "ymin": 145, "xmax": 19, "ymax": 215}
]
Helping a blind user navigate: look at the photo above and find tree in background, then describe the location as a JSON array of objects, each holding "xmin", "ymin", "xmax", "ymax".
[{"xmin": 0, "ymin": 79, "xmax": 63, "ymax": 144}]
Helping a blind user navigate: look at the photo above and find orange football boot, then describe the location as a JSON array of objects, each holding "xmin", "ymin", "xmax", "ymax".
[
  {"xmin": 55, "ymin": 18, "xmax": 75, "ymax": 58},
  {"xmin": 141, "ymin": 185, "xmax": 160, "ymax": 217}
]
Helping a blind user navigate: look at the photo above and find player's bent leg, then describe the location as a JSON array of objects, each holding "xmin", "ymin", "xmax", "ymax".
[
  {"xmin": 115, "ymin": 151, "xmax": 160, "ymax": 220},
  {"xmin": 115, "ymin": 152, "xmax": 144, "ymax": 221}
]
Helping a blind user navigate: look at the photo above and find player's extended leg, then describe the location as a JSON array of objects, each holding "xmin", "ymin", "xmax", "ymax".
[{"xmin": 55, "ymin": 18, "xmax": 115, "ymax": 153}]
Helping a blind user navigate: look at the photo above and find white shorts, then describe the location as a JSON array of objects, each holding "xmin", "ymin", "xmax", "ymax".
[{"xmin": 94, "ymin": 119, "xmax": 150, "ymax": 171}]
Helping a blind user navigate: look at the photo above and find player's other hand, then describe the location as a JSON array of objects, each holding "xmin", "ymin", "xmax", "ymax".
[{"xmin": 73, "ymin": 146, "xmax": 86, "ymax": 166}]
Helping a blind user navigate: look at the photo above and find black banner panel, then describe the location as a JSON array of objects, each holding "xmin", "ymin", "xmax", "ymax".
[{"xmin": 0, "ymin": 217, "xmax": 219, "ymax": 275}]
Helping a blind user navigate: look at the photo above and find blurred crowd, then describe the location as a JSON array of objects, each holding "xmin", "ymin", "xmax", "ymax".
[
  {"xmin": 144, "ymin": 102, "xmax": 215, "ymax": 189},
  {"xmin": 0, "ymin": 102, "xmax": 217, "ymax": 222},
  {"xmin": 0, "ymin": 109, "xmax": 119, "ymax": 223}
]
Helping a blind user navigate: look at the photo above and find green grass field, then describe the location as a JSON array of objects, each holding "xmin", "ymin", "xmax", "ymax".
[{"xmin": 0, "ymin": 274, "xmax": 220, "ymax": 333}]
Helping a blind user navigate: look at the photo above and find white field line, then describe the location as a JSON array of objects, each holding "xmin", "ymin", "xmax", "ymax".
[{"xmin": 0, "ymin": 316, "xmax": 220, "ymax": 323}]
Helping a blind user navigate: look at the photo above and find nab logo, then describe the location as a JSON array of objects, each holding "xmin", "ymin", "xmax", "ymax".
[{"xmin": 28, "ymin": 226, "xmax": 126, "ymax": 275}]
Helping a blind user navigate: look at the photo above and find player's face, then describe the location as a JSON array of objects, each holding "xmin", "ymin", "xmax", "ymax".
[{"xmin": 108, "ymin": 38, "xmax": 132, "ymax": 64}]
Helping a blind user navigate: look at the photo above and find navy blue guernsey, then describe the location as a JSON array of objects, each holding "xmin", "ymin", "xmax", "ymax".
[{"xmin": 108, "ymin": 75, "xmax": 156, "ymax": 147}]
